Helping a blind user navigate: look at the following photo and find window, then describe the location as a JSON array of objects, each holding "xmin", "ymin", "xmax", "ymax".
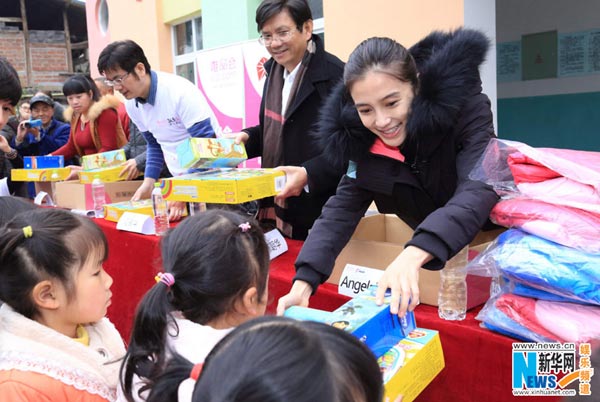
[
  {"xmin": 308, "ymin": 0, "xmax": 324, "ymax": 41},
  {"xmin": 173, "ymin": 16, "xmax": 203, "ymax": 84},
  {"xmin": 97, "ymin": 0, "xmax": 109, "ymax": 36}
]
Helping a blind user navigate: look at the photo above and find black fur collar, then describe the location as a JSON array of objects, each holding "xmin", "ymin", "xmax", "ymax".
[{"xmin": 318, "ymin": 28, "xmax": 490, "ymax": 166}]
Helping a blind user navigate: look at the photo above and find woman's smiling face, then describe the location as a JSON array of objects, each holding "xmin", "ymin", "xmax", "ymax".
[{"xmin": 350, "ymin": 71, "xmax": 415, "ymax": 148}]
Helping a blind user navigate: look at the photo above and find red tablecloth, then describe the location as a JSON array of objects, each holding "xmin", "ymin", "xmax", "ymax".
[{"xmin": 97, "ymin": 219, "xmax": 559, "ymax": 402}]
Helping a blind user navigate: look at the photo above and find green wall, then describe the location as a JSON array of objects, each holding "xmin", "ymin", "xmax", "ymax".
[
  {"xmin": 498, "ymin": 92, "xmax": 600, "ymax": 151},
  {"xmin": 202, "ymin": 0, "xmax": 262, "ymax": 48}
]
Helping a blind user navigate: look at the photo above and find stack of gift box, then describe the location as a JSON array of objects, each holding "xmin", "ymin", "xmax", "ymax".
[{"xmin": 284, "ymin": 287, "xmax": 445, "ymax": 402}]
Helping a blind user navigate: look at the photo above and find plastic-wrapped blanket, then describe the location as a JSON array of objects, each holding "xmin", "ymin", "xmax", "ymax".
[
  {"xmin": 471, "ymin": 139, "xmax": 600, "ymax": 213},
  {"xmin": 490, "ymin": 197, "xmax": 600, "ymax": 254},
  {"xmin": 469, "ymin": 229, "xmax": 600, "ymax": 305},
  {"xmin": 493, "ymin": 293, "xmax": 600, "ymax": 343}
]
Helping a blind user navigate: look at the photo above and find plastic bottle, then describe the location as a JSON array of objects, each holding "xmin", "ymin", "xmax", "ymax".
[
  {"xmin": 152, "ymin": 182, "xmax": 170, "ymax": 236},
  {"xmin": 91, "ymin": 175, "xmax": 105, "ymax": 218},
  {"xmin": 438, "ymin": 246, "xmax": 468, "ymax": 321}
]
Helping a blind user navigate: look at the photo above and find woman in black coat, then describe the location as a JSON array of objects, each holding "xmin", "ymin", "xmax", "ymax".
[{"xmin": 277, "ymin": 29, "xmax": 500, "ymax": 317}]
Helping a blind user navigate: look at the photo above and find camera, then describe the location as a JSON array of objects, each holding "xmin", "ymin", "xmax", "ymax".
[{"xmin": 24, "ymin": 119, "xmax": 42, "ymax": 129}]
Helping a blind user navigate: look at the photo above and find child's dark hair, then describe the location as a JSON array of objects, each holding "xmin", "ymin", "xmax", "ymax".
[
  {"xmin": 147, "ymin": 316, "xmax": 384, "ymax": 402},
  {"xmin": 0, "ymin": 196, "xmax": 37, "ymax": 226},
  {"xmin": 0, "ymin": 209, "xmax": 108, "ymax": 318},
  {"xmin": 121, "ymin": 210, "xmax": 270, "ymax": 402},
  {"xmin": 62, "ymin": 74, "xmax": 101, "ymax": 101},
  {"xmin": 0, "ymin": 56, "xmax": 22, "ymax": 106}
]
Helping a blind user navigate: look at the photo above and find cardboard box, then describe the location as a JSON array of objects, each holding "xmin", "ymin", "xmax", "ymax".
[
  {"xmin": 81, "ymin": 149, "xmax": 126, "ymax": 170},
  {"xmin": 177, "ymin": 137, "xmax": 247, "ymax": 169},
  {"xmin": 54, "ymin": 180, "xmax": 141, "ymax": 210},
  {"xmin": 11, "ymin": 167, "xmax": 71, "ymax": 182},
  {"xmin": 328, "ymin": 214, "xmax": 504, "ymax": 309},
  {"xmin": 79, "ymin": 166, "xmax": 126, "ymax": 183},
  {"xmin": 24, "ymin": 155, "xmax": 64, "ymax": 169},
  {"xmin": 380, "ymin": 328, "xmax": 444, "ymax": 402},
  {"xmin": 160, "ymin": 168, "xmax": 286, "ymax": 204}
]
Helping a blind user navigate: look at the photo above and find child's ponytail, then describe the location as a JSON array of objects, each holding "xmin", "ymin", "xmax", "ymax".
[
  {"xmin": 120, "ymin": 271, "xmax": 177, "ymax": 401},
  {"xmin": 145, "ymin": 353, "xmax": 194, "ymax": 402}
]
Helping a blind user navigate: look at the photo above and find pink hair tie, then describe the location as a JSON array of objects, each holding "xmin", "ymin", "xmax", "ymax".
[
  {"xmin": 239, "ymin": 222, "xmax": 251, "ymax": 232},
  {"xmin": 154, "ymin": 272, "xmax": 175, "ymax": 287}
]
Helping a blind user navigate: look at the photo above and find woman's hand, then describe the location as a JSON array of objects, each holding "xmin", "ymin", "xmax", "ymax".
[
  {"xmin": 131, "ymin": 178, "xmax": 154, "ymax": 201},
  {"xmin": 274, "ymin": 165, "xmax": 308, "ymax": 202},
  {"xmin": 276, "ymin": 280, "xmax": 313, "ymax": 316},
  {"xmin": 375, "ymin": 246, "xmax": 433, "ymax": 317},
  {"xmin": 65, "ymin": 165, "xmax": 83, "ymax": 181},
  {"xmin": 167, "ymin": 201, "xmax": 186, "ymax": 222},
  {"xmin": 119, "ymin": 159, "xmax": 141, "ymax": 181}
]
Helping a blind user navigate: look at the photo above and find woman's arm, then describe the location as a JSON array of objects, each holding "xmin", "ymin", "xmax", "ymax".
[{"xmin": 96, "ymin": 108, "xmax": 120, "ymax": 152}]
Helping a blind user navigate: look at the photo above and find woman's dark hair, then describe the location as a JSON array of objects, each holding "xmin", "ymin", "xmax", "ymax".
[
  {"xmin": 62, "ymin": 74, "xmax": 100, "ymax": 101},
  {"xmin": 0, "ymin": 196, "xmax": 37, "ymax": 226},
  {"xmin": 255, "ymin": 0, "xmax": 312, "ymax": 32},
  {"xmin": 344, "ymin": 37, "xmax": 419, "ymax": 93},
  {"xmin": 0, "ymin": 209, "xmax": 108, "ymax": 318},
  {"xmin": 121, "ymin": 210, "xmax": 270, "ymax": 402},
  {"xmin": 0, "ymin": 56, "xmax": 22, "ymax": 106},
  {"xmin": 97, "ymin": 40, "xmax": 152, "ymax": 77},
  {"xmin": 147, "ymin": 316, "xmax": 384, "ymax": 402}
]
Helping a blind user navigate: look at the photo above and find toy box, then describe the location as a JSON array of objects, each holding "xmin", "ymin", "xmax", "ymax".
[
  {"xmin": 54, "ymin": 180, "xmax": 141, "ymax": 210},
  {"xmin": 81, "ymin": 149, "xmax": 126, "ymax": 170},
  {"xmin": 328, "ymin": 214, "xmax": 503, "ymax": 308},
  {"xmin": 104, "ymin": 199, "xmax": 188, "ymax": 222},
  {"xmin": 104, "ymin": 199, "xmax": 153, "ymax": 222},
  {"xmin": 379, "ymin": 328, "xmax": 444, "ymax": 402},
  {"xmin": 24, "ymin": 155, "xmax": 64, "ymax": 169},
  {"xmin": 160, "ymin": 168, "xmax": 286, "ymax": 204},
  {"xmin": 284, "ymin": 287, "xmax": 416, "ymax": 358},
  {"xmin": 177, "ymin": 137, "xmax": 247, "ymax": 169},
  {"xmin": 285, "ymin": 287, "xmax": 443, "ymax": 402},
  {"xmin": 79, "ymin": 166, "xmax": 127, "ymax": 183},
  {"xmin": 11, "ymin": 167, "xmax": 71, "ymax": 182}
]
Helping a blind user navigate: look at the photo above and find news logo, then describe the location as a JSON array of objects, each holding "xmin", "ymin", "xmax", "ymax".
[{"xmin": 512, "ymin": 342, "xmax": 594, "ymax": 397}]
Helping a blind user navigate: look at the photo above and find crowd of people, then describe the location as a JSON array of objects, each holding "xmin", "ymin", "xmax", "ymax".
[{"xmin": 0, "ymin": 0, "xmax": 512, "ymax": 401}]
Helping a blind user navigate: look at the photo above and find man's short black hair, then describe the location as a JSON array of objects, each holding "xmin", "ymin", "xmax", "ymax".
[
  {"xmin": 0, "ymin": 56, "xmax": 22, "ymax": 106},
  {"xmin": 255, "ymin": 0, "xmax": 312, "ymax": 32},
  {"xmin": 97, "ymin": 40, "xmax": 152, "ymax": 75}
]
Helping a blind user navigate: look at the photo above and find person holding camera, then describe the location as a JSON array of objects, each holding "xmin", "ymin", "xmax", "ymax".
[{"xmin": 11, "ymin": 94, "xmax": 70, "ymax": 158}]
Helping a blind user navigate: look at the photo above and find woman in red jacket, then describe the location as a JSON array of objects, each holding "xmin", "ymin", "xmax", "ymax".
[{"xmin": 51, "ymin": 75, "xmax": 127, "ymax": 169}]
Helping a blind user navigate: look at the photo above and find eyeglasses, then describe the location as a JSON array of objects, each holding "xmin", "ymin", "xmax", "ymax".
[
  {"xmin": 258, "ymin": 28, "xmax": 297, "ymax": 46},
  {"xmin": 104, "ymin": 72, "xmax": 130, "ymax": 87}
]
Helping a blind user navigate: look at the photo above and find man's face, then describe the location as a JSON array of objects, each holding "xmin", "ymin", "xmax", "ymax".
[
  {"xmin": 260, "ymin": 10, "xmax": 312, "ymax": 72},
  {"xmin": 31, "ymin": 103, "xmax": 54, "ymax": 126},
  {"xmin": 103, "ymin": 63, "xmax": 149, "ymax": 100}
]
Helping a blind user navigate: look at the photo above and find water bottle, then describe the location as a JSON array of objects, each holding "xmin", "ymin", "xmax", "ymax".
[
  {"xmin": 151, "ymin": 182, "xmax": 170, "ymax": 236},
  {"xmin": 438, "ymin": 246, "xmax": 468, "ymax": 321},
  {"xmin": 91, "ymin": 175, "xmax": 105, "ymax": 218}
]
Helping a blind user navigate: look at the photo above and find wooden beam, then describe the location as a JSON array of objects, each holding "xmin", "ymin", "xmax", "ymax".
[
  {"xmin": 19, "ymin": 0, "xmax": 32, "ymax": 87},
  {"xmin": 63, "ymin": 8, "xmax": 73, "ymax": 73},
  {"xmin": 70, "ymin": 41, "xmax": 89, "ymax": 50},
  {"xmin": 0, "ymin": 17, "xmax": 23, "ymax": 23}
]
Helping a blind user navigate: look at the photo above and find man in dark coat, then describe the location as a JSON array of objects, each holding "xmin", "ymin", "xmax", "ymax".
[{"xmin": 233, "ymin": 0, "xmax": 345, "ymax": 240}]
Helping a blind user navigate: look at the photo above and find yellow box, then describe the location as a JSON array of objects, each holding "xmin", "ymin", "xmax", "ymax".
[
  {"xmin": 81, "ymin": 149, "xmax": 126, "ymax": 170},
  {"xmin": 103, "ymin": 199, "xmax": 188, "ymax": 222},
  {"xmin": 381, "ymin": 328, "xmax": 445, "ymax": 402},
  {"xmin": 177, "ymin": 137, "xmax": 247, "ymax": 169},
  {"xmin": 104, "ymin": 199, "xmax": 154, "ymax": 222},
  {"xmin": 160, "ymin": 168, "xmax": 286, "ymax": 204},
  {"xmin": 79, "ymin": 166, "xmax": 126, "ymax": 183},
  {"xmin": 11, "ymin": 167, "xmax": 71, "ymax": 182}
]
